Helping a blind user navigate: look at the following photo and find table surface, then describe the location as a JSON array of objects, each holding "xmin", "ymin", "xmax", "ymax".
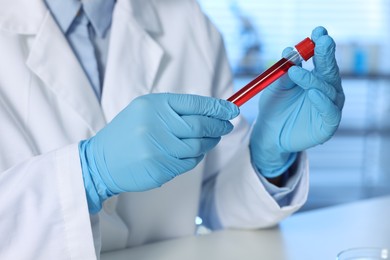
[{"xmin": 101, "ymin": 195, "xmax": 390, "ymax": 260}]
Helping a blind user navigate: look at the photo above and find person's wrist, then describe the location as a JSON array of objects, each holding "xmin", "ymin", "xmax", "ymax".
[
  {"xmin": 250, "ymin": 144, "xmax": 297, "ymax": 178},
  {"xmin": 79, "ymin": 139, "xmax": 118, "ymax": 214},
  {"xmin": 79, "ymin": 139, "xmax": 104, "ymax": 214}
]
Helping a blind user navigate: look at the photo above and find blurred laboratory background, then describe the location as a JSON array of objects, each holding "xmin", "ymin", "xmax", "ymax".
[{"xmin": 198, "ymin": 0, "xmax": 390, "ymax": 211}]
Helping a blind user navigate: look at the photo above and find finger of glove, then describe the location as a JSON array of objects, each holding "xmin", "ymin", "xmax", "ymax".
[
  {"xmin": 173, "ymin": 115, "xmax": 234, "ymax": 138},
  {"xmin": 150, "ymin": 155, "xmax": 204, "ymax": 183},
  {"xmin": 311, "ymin": 26, "xmax": 328, "ymax": 42},
  {"xmin": 167, "ymin": 94, "xmax": 239, "ymax": 120},
  {"xmin": 175, "ymin": 137, "xmax": 221, "ymax": 158},
  {"xmin": 282, "ymin": 47, "xmax": 302, "ymax": 67},
  {"xmin": 308, "ymin": 89, "xmax": 342, "ymax": 129},
  {"xmin": 282, "ymin": 47, "xmax": 294, "ymax": 57},
  {"xmin": 312, "ymin": 35, "xmax": 341, "ymax": 88},
  {"xmin": 335, "ymin": 91, "xmax": 346, "ymax": 110},
  {"xmin": 141, "ymin": 131, "xmax": 206, "ymax": 173},
  {"xmin": 267, "ymin": 47, "xmax": 296, "ymax": 91},
  {"xmin": 169, "ymin": 155, "xmax": 205, "ymax": 177},
  {"xmin": 288, "ymin": 66, "xmax": 337, "ymax": 102}
]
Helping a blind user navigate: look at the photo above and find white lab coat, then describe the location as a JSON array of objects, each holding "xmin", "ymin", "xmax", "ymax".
[{"xmin": 0, "ymin": 0, "xmax": 309, "ymax": 259}]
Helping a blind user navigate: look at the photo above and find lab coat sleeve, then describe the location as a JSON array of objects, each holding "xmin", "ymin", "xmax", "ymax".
[
  {"xmin": 192, "ymin": 1, "xmax": 309, "ymax": 229},
  {"xmin": 0, "ymin": 144, "xmax": 97, "ymax": 260}
]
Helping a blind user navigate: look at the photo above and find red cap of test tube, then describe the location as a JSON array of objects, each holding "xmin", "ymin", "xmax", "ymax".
[{"xmin": 295, "ymin": 37, "xmax": 315, "ymax": 61}]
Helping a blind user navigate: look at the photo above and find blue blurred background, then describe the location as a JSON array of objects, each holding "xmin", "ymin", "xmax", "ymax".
[{"xmin": 198, "ymin": 0, "xmax": 390, "ymax": 211}]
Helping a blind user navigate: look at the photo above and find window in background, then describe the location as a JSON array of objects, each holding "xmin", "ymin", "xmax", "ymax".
[{"xmin": 198, "ymin": 0, "xmax": 390, "ymax": 211}]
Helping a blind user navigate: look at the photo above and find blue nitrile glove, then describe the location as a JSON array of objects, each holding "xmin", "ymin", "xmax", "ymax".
[
  {"xmin": 79, "ymin": 93, "xmax": 239, "ymax": 213},
  {"xmin": 250, "ymin": 26, "xmax": 345, "ymax": 178}
]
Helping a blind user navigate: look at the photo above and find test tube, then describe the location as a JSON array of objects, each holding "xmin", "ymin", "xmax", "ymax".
[{"xmin": 227, "ymin": 37, "xmax": 315, "ymax": 107}]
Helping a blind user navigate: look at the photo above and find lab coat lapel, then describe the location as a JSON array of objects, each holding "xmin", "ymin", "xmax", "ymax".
[
  {"xmin": 26, "ymin": 12, "xmax": 106, "ymax": 133},
  {"xmin": 101, "ymin": 0, "xmax": 164, "ymax": 122}
]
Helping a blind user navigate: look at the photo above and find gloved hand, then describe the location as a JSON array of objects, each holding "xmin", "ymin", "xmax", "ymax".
[
  {"xmin": 250, "ymin": 26, "xmax": 345, "ymax": 178},
  {"xmin": 79, "ymin": 93, "xmax": 239, "ymax": 213}
]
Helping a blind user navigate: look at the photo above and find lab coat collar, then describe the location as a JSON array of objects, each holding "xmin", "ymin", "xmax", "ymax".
[
  {"xmin": 122, "ymin": 0, "xmax": 162, "ymax": 35},
  {"xmin": 1, "ymin": 0, "xmax": 164, "ymax": 130},
  {"xmin": 0, "ymin": 0, "xmax": 47, "ymax": 34},
  {"xmin": 101, "ymin": 0, "xmax": 164, "ymax": 122},
  {"xmin": 0, "ymin": 0, "xmax": 162, "ymax": 36},
  {"xmin": 0, "ymin": 0, "xmax": 107, "ymax": 133},
  {"xmin": 25, "ymin": 12, "xmax": 107, "ymax": 133}
]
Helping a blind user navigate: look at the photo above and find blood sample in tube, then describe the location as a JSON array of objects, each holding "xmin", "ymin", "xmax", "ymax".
[{"xmin": 227, "ymin": 37, "xmax": 315, "ymax": 107}]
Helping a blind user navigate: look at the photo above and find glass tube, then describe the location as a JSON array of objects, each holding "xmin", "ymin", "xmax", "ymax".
[{"xmin": 227, "ymin": 37, "xmax": 315, "ymax": 107}]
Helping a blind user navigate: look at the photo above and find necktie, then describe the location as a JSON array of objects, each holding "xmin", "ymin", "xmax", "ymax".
[{"xmin": 68, "ymin": 9, "xmax": 101, "ymax": 99}]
